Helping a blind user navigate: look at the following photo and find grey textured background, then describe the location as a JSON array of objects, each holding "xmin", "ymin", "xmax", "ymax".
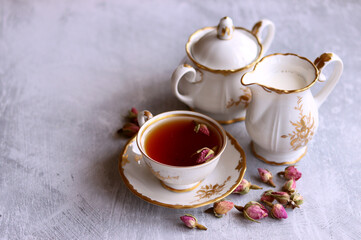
[{"xmin": 1, "ymin": 0, "xmax": 360, "ymax": 239}]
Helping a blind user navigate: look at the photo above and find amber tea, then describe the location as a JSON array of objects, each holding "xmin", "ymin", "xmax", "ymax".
[{"xmin": 144, "ymin": 117, "xmax": 222, "ymax": 167}]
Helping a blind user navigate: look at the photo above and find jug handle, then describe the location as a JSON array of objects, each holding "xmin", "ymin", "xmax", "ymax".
[
  {"xmin": 171, "ymin": 64, "xmax": 198, "ymax": 108},
  {"xmin": 252, "ymin": 19, "xmax": 275, "ymax": 55},
  {"xmin": 313, "ymin": 53, "xmax": 343, "ymax": 108}
]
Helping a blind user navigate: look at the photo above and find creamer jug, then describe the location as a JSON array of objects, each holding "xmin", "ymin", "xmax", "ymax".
[{"xmin": 241, "ymin": 53, "xmax": 343, "ymax": 165}]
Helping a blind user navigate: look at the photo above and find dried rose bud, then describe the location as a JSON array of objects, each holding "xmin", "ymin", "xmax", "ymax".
[
  {"xmin": 127, "ymin": 107, "xmax": 139, "ymax": 123},
  {"xmin": 233, "ymin": 179, "xmax": 262, "ymax": 195},
  {"xmin": 278, "ymin": 166, "xmax": 302, "ymax": 181},
  {"xmin": 270, "ymin": 203, "xmax": 288, "ymax": 219},
  {"xmin": 260, "ymin": 190, "xmax": 275, "ymax": 205},
  {"xmin": 290, "ymin": 192, "xmax": 304, "ymax": 208},
  {"xmin": 269, "ymin": 191, "xmax": 291, "ymax": 205},
  {"xmin": 193, "ymin": 121, "xmax": 210, "ymax": 136},
  {"xmin": 117, "ymin": 122, "xmax": 140, "ymax": 137},
  {"xmin": 213, "ymin": 199, "xmax": 234, "ymax": 218},
  {"xmin": 193, "ymin": 147, "xmax": 215, "ymax": 164},
  {"xmin": 235, "ymin": 201, "xmax": 268, "ymax": 223},
  {"xmin": 282, "ymin": 178, "xmax": 296, "ymax": 193},
  {"xmin": 257, "ymin": 168, "xmax": 276, "ymax": 187},
  {"xmin": 180, "ymin": 214, "xmax": 207, "ymax": 230}
]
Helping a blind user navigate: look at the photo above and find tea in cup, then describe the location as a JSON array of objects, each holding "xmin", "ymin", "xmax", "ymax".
[{"xmin": 136, "ymin": 110, "xmax": 227, "ymax": 192}]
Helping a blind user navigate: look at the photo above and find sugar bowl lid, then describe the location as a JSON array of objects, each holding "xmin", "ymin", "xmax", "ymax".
[{"xmin": 186, "ymin": 17, "xmax": 263, "ymax": 73}]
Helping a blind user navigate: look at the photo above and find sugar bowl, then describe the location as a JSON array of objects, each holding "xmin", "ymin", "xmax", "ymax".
[{"xmin": 171, "ymin": 16, "xmax": 275, "ymax": 123}]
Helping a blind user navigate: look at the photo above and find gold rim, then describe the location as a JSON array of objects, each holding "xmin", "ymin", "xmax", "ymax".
[
  {"xmin": 160, "ymin": 181, "xmax": 202, "ymax": 193},
  {"xmin": 118, "ymin": 132, "xmax": 247, "ymax": 209},
  {"xmin": 241, "ymin": 53, "xmax": 321, "ymax": 94},
  {"xmin": 251, "ymin": 142, "xmax": 306, "ymax": 165},
  {"xmin": 186, "ymin": 26, "xmax": 263, "ymax": 74}
]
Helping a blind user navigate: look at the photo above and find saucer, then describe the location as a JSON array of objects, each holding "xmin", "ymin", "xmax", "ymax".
[{"xmin": 118, "ymin": 132, "xmax": 246, "ymax": 209}]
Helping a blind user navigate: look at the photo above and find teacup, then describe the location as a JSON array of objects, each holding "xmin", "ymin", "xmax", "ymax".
[{"xmin": 136, "ymin": 110, "xmax": 227, "ymax": 192}]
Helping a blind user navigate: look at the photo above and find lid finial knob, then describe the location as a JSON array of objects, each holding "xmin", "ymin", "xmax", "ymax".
[{"xmin": 217, "ymin": 16, "xmax": 234, "ymax": 40}]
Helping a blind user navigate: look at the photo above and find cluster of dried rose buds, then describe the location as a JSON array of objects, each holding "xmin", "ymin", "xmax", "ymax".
[
  {"xmin": 259, "ymin": 166, "xmax": 304, "ymax": 209},
  {"xmin": 117, "ymin": 108, "xmax": 140, "ymax": 137},
  {"xmin": 179, "ymin": 166, "xmax": 304, "ymax": 228}
]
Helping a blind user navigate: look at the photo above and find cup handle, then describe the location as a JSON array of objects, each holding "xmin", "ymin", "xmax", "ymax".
[
  {"xmin": 314, "ymin": 53, "xmax": 343, "ymax": 108},
  {"xmin": 171, "ymin": 64, "xmax": 198, "ymax": 108},
  {"xmin": 137, "ymin": 110, "xmax": 153, "ymax": 127},
  {"xmin": 251, "ymin": 19, "xmax": 275, "ymax": 55}
]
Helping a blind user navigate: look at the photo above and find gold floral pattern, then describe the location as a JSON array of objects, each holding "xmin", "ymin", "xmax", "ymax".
[
  {"xmin": 281, "ymin": 96, "xmax": 315, "ymax": 150},
  {"xmin": 134, "ymin": 154, "xmax": 142, "ymax": 162},
  {"xmin": 122, "ymin": 154, "xmax": 130, "ymax": 167},
  {"xmin": 194, "ymin": 176, "xmax": 231, "ymax": 201},
  {"xmin": 235, "ymin": 160, "xmax": 243, "ymax": 172},
  {"xmin": 121, "ymin": 138, "xmax": 142, "ymax": 166},
  {"xmin": 226, "ymin": 88, "xmax": 252, "ymax": 109}
]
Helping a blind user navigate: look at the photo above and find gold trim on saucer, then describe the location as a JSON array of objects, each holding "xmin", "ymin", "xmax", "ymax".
[
  {"xmin": 251, "ymin": 142, "xmax": 306, "ymax": 165},
  {"xmin": 160, "ymin": 181, "xmax": 202, "ymax": 193},
  {"xmin": 118, "ymin": 132, "xmax": 247, "ymax": 209}
]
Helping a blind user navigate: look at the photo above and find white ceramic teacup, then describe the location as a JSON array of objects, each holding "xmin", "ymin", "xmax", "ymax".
[{"xmin": 136, "ymin": 110, "xmax": 227, "ymax": 192}]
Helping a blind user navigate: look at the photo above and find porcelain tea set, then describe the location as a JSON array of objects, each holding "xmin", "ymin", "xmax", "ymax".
[
  {"xmin": 119, "ymin": 17, "xmax": 343, "ymax": 205},
  {"xmin": 171, "ymin": 16, "xmax": 343, "ymax": 165}
]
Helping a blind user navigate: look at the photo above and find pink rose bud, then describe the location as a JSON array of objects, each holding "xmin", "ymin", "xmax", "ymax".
[
  {"xmin": 258, "ymin": 168, "xmax": 276, "ymax": 187},
  {"xmin": 283, "ymin": 178, "xmax": 297, "ymax": 193},
  {"xmin": 193, "ymin": 121, "xmax": 210, "ymax": 136},
  {"xmin": 127, "ymin": 107, "xmax": 139, "ymax": 123},
  {"xmin": 213, "ymin": 199, "xmax": 234, "ymax": 218},
  {"xmin": 260, "ymin": 190, "xmax": 275, "ymax": 205},
  {"xmin": 233, "ymin": 179, "xmax": 262, "ymax": 195},
  {"xmin": 235, "ymin": 201, "xmax": 268, "ymax": 223},
  {"xmin": 193, "ymin": 147, "xmax": 215, "ymax": 164},
  {"xmin": 269, "ymin": 191, "xmax": 291, "ymax": 205},
  {"xmin": 290, "ymin": 192, "xmax": 304, "ymax": 208},
  {"xmin": 278, "ymin": 166, "xmax": 302, "ymax": 181},
  {"xmin": 118, "ymin": 122, "xmax": 140, "ymax": 137},
  {"xmin": 270, "ymin": 203, "xmax": 288, "ymax": 219},
  {"xmin": 180, "ymin": 214, "xmax": 207, "ymax": 230}
]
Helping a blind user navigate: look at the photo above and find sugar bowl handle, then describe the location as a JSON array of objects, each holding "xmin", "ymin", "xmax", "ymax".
[
  {"xmin": 171, "ymin": 64, "xmax": 198, "ymax": 108},
  {"xmin": 252, "ymin": 19, "xmax": 275, "ymax": 55},
  {"xmin": 314, "ymin": 53, "xmax": 343, "ymax": 108},
  {"xmin": 137, "ymin": 110, "xmax": 153, "ymax": 127}
]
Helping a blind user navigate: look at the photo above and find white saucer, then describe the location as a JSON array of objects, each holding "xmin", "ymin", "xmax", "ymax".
[{"xmin": 118, "ymin": 132, "xmax": 246, "ymax": 209}]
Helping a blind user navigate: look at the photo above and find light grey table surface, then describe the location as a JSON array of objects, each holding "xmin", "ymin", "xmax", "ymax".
[{"xmin": 1, "ymin": 0, "xmax": 361, "ymax": 239}]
